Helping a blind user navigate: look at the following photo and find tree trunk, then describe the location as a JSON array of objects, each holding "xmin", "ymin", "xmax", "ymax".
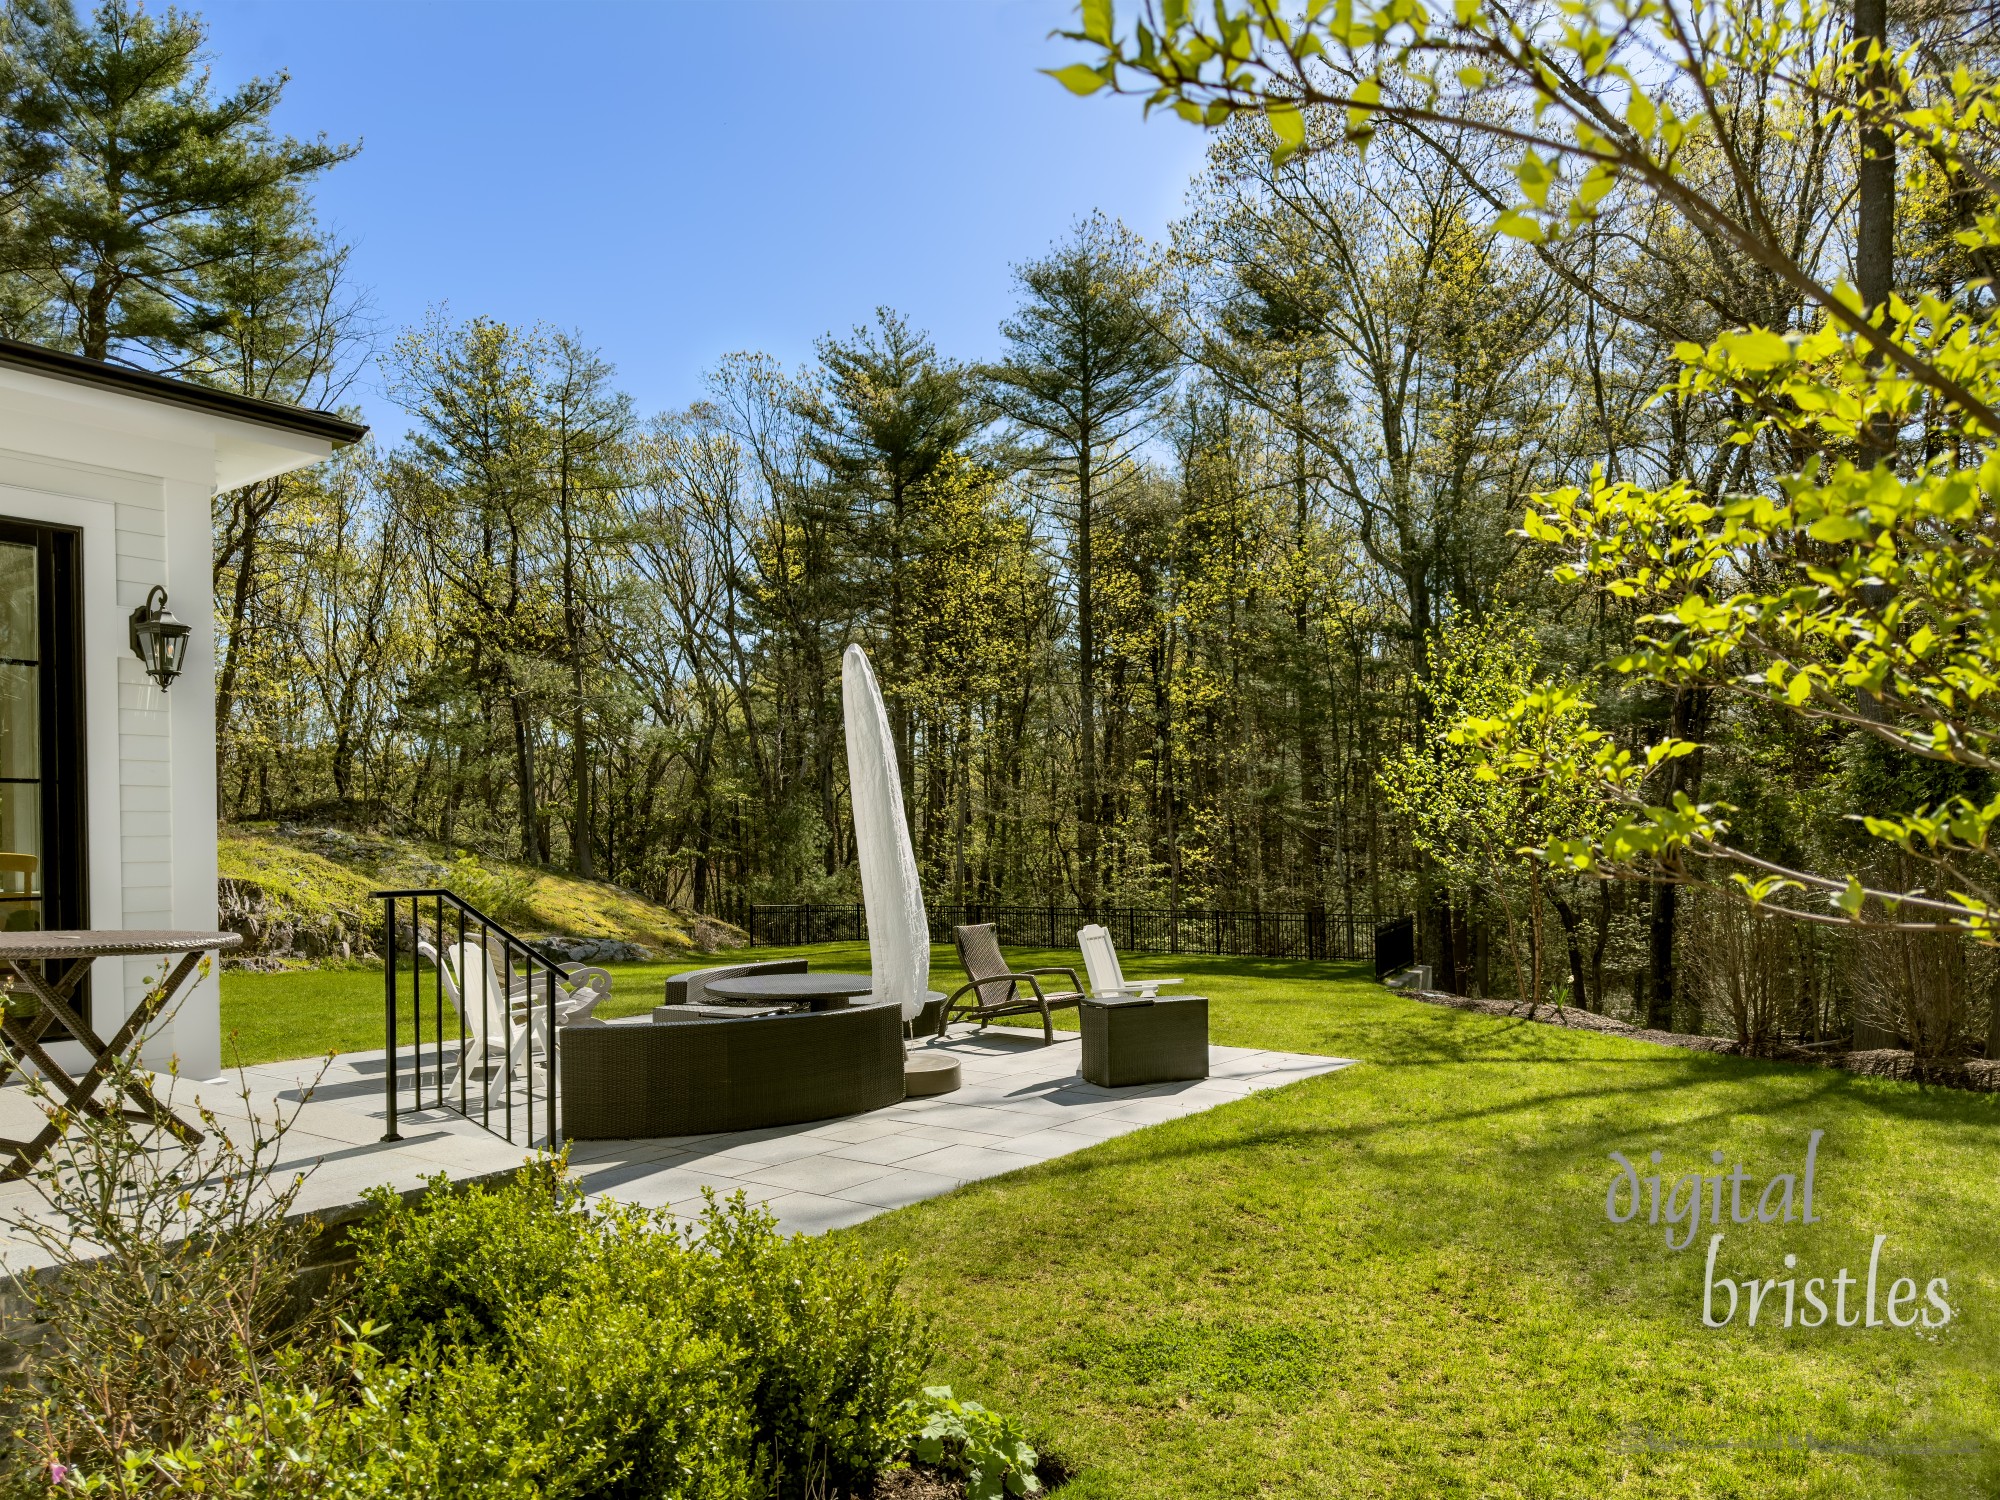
[
  {"xmin": 1854, "ymin": 0, "xmax": 1896, "ymax": 463},
  {"xmin": 1551, "ymin": 893, "xmax": 1590, "ymax": 1010},
  {"xmin": 214, "ymin": 480, "xmax": 282, "ymax": 739},
  {"xmin": 572, "ymin": 697, "xmax": 594, "ymax": 878},
  {"xmin": 512, "ymin": 695, "xmax": 542, "ymax": 866},
  {"xmin": 1647, "ymin": 882, "xmax": 1678, "ymax": 1030},
  {"xmin": 81, "ymin": 272, "xmax": 113, "ymax": 362},
  {"xmin": 1075, "ymin": 443, "xmax": 1099, "ymax": 917},
  {"xmin": 1292, "ymin": 406, "xmax": 1325, "ymax": 915},
  {"xmin": 1853, "ymin": 0, "xmax": 1894, "ymax": 315}
]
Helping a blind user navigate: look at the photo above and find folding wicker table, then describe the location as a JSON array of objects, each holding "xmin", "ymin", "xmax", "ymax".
[{"xmin": 0, "ymin": 929, "xmax": 238, "ymax": 1180}]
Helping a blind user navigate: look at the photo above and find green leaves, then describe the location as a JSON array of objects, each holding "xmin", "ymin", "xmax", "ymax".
[
  {"xmin": 1495, "ymin": 303, "xmax": 2000, "ymax": 941},
  {"xmin": 1513, "ymin": 147, "xmax": 1555, "ymax": 206},
  {"xmin": 1046, "ymin": 62, "xmax": 1113, "ymax": 95},
  {"xmin": 1805, "ymin": 513, "xmax": 1868, "ymax": 543},
  {"xmin": 1834, "ymin": 876, "xmax": 1868, "ymax": 919},
  {"xmin": 915, "ymin": 1386, "xmax": 1043, "ymax": 1498},
  {"xmin": 1624, "ymin": 89, "xmax": 1656, "ymax": 137},
  {"xmin": 1266, "ymin": 99, "xmax": 1307, "ymax": 159},
  {"xmin": 1346, "ymin": 74, "xmax": 1381, "ymax": 143},
  {"xmin": 1713, "ymin": 326, "xmax": 1795, "ymax": 372}
]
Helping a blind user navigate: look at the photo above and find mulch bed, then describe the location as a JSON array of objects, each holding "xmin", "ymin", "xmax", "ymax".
[
  {"xmin": 1406, "ymin": 988, "xmax": 2000, "ymax": 1092},
  {"xmin": 868, "ymin": 1467, "xmax": 964, "ymax": 1499},
  {"xmin": 868, "ymin": 1457, "xmax": 1072, "ymax": 1498}
]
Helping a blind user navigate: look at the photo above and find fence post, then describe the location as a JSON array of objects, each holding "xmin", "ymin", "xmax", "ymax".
[{"xmin": 736, "ymin": 900, "xmax": 1377, "ymax": 963}]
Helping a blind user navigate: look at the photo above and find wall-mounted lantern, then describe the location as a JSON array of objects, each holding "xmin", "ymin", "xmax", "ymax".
[{"xmin": 128, "ymin": 585, "xmax": 191, "ymax": 689}]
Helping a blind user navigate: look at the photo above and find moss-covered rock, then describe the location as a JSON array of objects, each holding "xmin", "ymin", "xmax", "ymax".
[{"xmin": 216, "ymin": 824, "xmax": 742, "ymax": 967}]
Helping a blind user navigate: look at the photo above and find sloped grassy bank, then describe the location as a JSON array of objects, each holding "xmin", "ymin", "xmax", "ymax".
[{"xmin": 217, "ymin": 823, "xmax": 741, "ymax": 968}]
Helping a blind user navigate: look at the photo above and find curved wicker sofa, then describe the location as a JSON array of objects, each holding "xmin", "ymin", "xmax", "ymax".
[{"xmin": 560, "ymin": 1000, "xmax": 906, "ymax": 1139}]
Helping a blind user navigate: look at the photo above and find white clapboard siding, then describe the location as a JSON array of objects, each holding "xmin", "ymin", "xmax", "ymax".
[{"xmin": 0, "ymin": 354, "xmax": 350, "ymax": 1079}]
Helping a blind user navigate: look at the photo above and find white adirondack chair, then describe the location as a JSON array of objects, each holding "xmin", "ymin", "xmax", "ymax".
[
  {"xmin": 419, "ymin": 942, "xmax": 611, "ymax": 1096},
  {"xmin": 1077, "ymin": 924, "xmax": 1181, "ymax": 1000},
  {"xmin": 426, "ymin": 939, "xmax": 533, "ymax": 1092}
]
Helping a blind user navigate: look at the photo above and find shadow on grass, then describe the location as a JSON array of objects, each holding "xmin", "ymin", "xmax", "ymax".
[{"xmin": 993, "ymin": 1045, "xmax": 2000, "ymax": 1197}]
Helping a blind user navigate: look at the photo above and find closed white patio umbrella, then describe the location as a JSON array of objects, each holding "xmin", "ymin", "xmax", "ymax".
[{"xmin": 841, "ymin": 644, "xmax": 929, "ymax": 1023}]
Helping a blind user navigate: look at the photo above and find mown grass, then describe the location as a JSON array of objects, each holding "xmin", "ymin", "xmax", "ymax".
[
  {"xmin": 220, "ymin": 938, "xmax": 1089, "ymax": 1064},
  {"xmin": 220, "ymin": 948, "xmax": 2000, "ymax": 1496},
  {"xmin": 219, "ymin": 941, "xmax": 864, "ymax": 1065},
  {"xmin": 848, "ymin": 968, "xmax": 2000, "ymax": 1499}
]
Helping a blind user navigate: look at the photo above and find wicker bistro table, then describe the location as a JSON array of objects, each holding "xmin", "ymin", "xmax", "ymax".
[
  {"xmin": 701, "ymin": 971, "xmax": 878, "ymax": 1011},
  {"xmin": 1079, "ymin": 994, "xmax": 1211, "ymax": 1088},
  {"xmin": 0, "ymin": 930, "xmax": 238, "ymax": 1180}
]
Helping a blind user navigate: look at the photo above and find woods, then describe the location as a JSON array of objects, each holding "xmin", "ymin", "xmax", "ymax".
[{"xmin": 0, "ymin": 0, "xmax": 1995, "ymax": 1051}]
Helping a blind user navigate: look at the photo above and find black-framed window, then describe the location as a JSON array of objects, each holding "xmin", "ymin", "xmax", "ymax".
[{"xmin": 0, "ymin": 518, "xmax": 85, "ymax": 943}]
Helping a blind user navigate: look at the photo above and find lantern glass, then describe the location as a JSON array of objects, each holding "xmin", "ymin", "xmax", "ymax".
[{"xmin": 129, "ymin": 588, "xmax": 190, "ymax": 689}]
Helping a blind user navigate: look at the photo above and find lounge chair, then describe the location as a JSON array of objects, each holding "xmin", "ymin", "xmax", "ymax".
[
  {"xmin": 944, "ymin": 923, "xmax": 1084, "ymax": 1044},
  {"xmin": 1077, "ymin": 923, "xmax": 1181, "ymax": 1000}
]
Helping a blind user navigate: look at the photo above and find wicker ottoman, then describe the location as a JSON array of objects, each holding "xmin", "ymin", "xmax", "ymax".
[{"xmin": 1080, "ymin": 995, "xmax": 1209, "ymax": 1087}]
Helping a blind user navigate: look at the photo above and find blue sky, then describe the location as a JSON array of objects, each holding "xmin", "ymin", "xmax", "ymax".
[{"xmin": 198, "ymin": 0, "xmax": 1212, "ymax": 442}]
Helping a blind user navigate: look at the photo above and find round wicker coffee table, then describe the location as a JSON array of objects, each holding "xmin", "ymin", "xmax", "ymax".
[{"xmin": 702, "ymin": 971, "xmax": 877, "ymax": 1011}]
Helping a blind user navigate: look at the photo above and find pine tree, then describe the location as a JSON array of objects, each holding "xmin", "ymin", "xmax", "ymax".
[
  {"xmin": 796, "ymin": 309, "xmax": 975, "ymax": 778},
  {"xmin": 985, "ymin": 214, "xmax": 1178, "ymax": 914},
  {"xmin": 0, "ymin": 0, "xmax": 354, "ymax": 365}
]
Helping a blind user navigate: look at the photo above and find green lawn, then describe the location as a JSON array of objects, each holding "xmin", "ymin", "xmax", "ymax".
[
  {"xmin": 220, "ymin": 939, "xmax": 1096, "ymax": 1066},
  {"xmin": 845, "ymin": 967, "xmax": 2000, "ymax": 1498},
  {"xmin": 222, "ymin": 950, "xmax": 2000, "ymax": 1496}
]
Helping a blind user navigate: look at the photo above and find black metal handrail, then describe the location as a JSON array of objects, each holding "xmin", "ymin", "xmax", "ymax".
[{"xmin": 373, "ymin": 888, "xmax": 566, "ymax": 1150}]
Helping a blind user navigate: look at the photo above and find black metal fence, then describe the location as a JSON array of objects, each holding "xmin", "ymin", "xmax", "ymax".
[
  {"xmin": 748, "ymin": 902, "xmax": 1404, "ymax": 963},
  {"xmin": 375, "ymin": 888, "xmax": 565, "ymax": 1150}
]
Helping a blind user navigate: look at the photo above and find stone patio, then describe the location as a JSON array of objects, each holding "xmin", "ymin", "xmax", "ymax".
[
  {"xmin": 0, "ymin": 1025, "xmax": 1353, "ymax": 1269},
  {"xmin": 557, "ymin": 1027, "xmax": 1352, "ymax": 1234}
]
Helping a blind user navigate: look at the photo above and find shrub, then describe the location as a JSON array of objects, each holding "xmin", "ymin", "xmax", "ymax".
[
  {"xmin": 445, "ymin": 853, "xmax": 536, "ymax": 927},
  {"xmin": 0, "ymin": 1042, "xmax": 338, "ymax": 1488},
  {"xmin": 668, "ymin": 1191, "xmax": 932, "ymax": 1494},
  {"xmin": 1853, "ymin": 926, "xmax": 1991, "ymax": 1069},
  {"xmin": 911, "ymin": 1387, "xmax": 1043, "ymax": 1499},
  {"xmin": 21, "ymin": 1144, "xmax": 957, "ymax": 1497},
  {"xmin": 52, "ymin": 1315, "xmax": 759, "ymax": 1500},
  {"xmin": 345, "ymin": 1169, "xmax": 932, "ymax": 1498},
  {"xmin": 342, "ymin": 1158, "xmax": 603, "ymax": 1359},
  {"xmin": 432, "ymin": 1292, "xmax": 756, "ymax": 1500}
]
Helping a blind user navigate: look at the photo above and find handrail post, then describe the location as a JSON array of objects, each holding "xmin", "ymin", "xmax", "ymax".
[
  {"xmin": 381, "ymin": 896, "xmax": 400, "ymax": 1142},
  {"xmin": 546, "ymin": 963, "xmax": 559, "ymax": 1150}
]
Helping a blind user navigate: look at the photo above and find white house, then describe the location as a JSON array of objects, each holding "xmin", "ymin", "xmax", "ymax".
[{"xmin": 0, "ymin": 337, "xmax": 366, "ymax": 1078}]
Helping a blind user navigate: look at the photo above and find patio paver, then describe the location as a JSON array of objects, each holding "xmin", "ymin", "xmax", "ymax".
[{"xmin": 0, "ymin": 1025, "xmax": 1354, "ymax": 1263}]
